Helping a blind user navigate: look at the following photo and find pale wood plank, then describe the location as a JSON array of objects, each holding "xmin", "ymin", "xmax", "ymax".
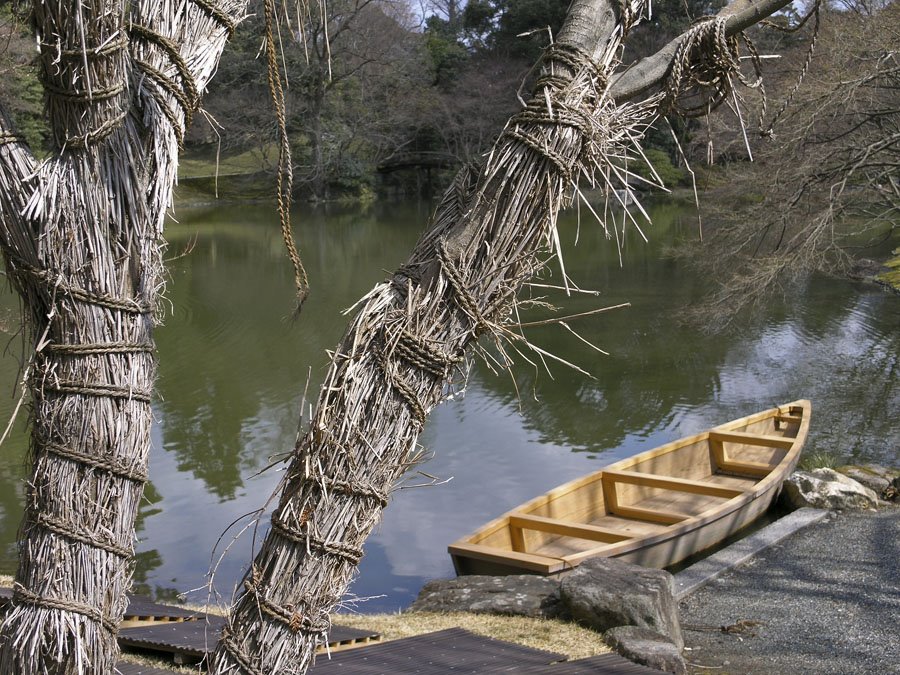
[
  {"xmin": 448, "ymin": 542, "xmax": 561, "ymax": 574},
  {"xmin": 601, "ymin": 469, "xmax": 745, "ymax": 499},
  {"xmin": 608, "ymin": 504, "xmax": 690, "ymax": 525},
  {"xmin": 709, "ymin": 430, "xmax": 795, "ymax": 449},
  {"xmin": 509, "ymin": 524, "xmax": 527, "ymax": 553},
  {"xmin": 509, "ymin": 514, "xmax": 633, "ymax": 543},
  {"xmin": 716, "ymin": 458, "xmax": 775, "ymax": 478}
]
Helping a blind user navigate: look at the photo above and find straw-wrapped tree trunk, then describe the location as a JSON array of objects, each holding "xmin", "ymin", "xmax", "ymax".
[
  {"xmin": 0, "ymin": 0, "xmax": 246, "ymax": 672},
  {"xmin": 210, "ymin": 0, "xmax": 795, "ymax": 673}
]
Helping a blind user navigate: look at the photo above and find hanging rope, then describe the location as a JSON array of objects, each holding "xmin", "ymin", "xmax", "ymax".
[
  {"xmin": 759, "ymin": 0, "xmax": 823, "ymax": 136},
  {"xmin": 664, "ymin": 4, "xmax": 824, "ymax": 141},
  {"xmin": 264, "ymin": 0, "xmax": 310, "ymax": 313}
]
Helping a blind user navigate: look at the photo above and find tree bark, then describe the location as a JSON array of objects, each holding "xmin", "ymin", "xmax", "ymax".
[{"xmin": 0, "ymin": 0, "xmax": 246, "ymax": 671}]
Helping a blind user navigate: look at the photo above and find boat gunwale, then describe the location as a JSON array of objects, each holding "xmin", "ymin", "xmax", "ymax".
[{"xmin": 448, "ymin": 400, "xmax": 811, "ymax": 574}]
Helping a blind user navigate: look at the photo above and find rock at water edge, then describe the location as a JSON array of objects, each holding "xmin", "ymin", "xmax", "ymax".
[
  {"xmin": 783, "ymin": 468, "xmax": 879, "ymax": 510},
  {"xmin": 409, "ymin": 575, "xmax": 562, "ymax": 618},
  {"xmin": 559, "ymin": 557, "xmax": 683, "ymax": 649},
  {"xmin": 604, "ymin": 625, "xmax": 687, "ymax": 674}
]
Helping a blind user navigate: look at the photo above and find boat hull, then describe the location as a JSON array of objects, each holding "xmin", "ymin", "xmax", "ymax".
[{"xmin": 449, "ymin": 400, "xmax": 811, "ymax": 575}]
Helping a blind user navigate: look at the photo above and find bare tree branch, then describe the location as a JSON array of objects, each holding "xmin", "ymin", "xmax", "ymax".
[{"xmin": 610, "ymin": 0, "xmax": 795, "ymax": 102}]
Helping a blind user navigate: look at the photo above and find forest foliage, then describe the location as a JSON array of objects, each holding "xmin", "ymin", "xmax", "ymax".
[{"xmin": 1, "ymin": 0, "xmax": 897, "ymax": 253}]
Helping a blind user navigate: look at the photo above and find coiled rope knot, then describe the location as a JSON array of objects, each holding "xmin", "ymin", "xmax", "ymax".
[{"xmin": 664, "ymin": 16, "xmax": 764, "ymax": 119}]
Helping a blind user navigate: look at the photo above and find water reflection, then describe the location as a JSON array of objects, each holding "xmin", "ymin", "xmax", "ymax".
[{"xmin": 0, "ymin": 198, "xmax": 896, "ymax": 611}]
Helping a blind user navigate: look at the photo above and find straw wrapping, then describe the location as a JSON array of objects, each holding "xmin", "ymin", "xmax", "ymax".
[
  {"xmin": 435, "ymin": 241, "xmax": 488, "ymax": 334},
  {"xmin": 318, "ymin": 476, "xmax": 389, "ymax": 508},
  {"xmin": 45, "ymin": 341, "xmax": 156, "ymax": 355},
  {"xmin": 0, "ymin": 132, "xmax": 24, "ymax": 146},
  {"xmin": 43, "ymin": 380, "xmax": 153, "ymax": 404},
  {"xmin": 42, "ymin": 80, "xmax": 127, "ymax": 103},
  {"xmin": 189, "ymin": 0, "xmax": 237, "ymax": 36},
  {"xmin": 40, "ymin": 35, "xmax": 130, "ymax": 60},
  {"xmin": 0, "ymin": 0, "xmax": 248, "ymax": 670},
  {"xmin": 219, "ymin": 630, "xmax": 266, "ymax": 675},
  {"xmin": 377, "ymin": 349, "xmax": 428, "ymax": 426},
  {"xmin": 244, "ymin": 570, "xmax": 330, "ymax": 634},
  {"xmin": 65, "ymin": 110, "xmax": 130, "ymax": 148},
  {"xmin": 18, "ymin": 264, "xmax": 153, "ymax": 313},
  {"xmin": 129, "ymin": 24, "xmax": 200, "ymax": 110}
]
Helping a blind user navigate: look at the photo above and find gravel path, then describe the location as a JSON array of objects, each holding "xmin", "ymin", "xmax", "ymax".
[{"xmin": 679, "ymin": 505, "xmax": 900, "ymax": 674}]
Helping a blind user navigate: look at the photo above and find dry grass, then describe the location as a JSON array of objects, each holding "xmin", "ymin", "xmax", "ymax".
[{"xmin": 332, "ymin": 612, "xmax": 610, "ymax": 660}]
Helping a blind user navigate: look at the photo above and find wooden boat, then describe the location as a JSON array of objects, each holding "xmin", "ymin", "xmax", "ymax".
[{"xmin": 449, "ymin": 400, "xmax": 810, "ymax": 575}]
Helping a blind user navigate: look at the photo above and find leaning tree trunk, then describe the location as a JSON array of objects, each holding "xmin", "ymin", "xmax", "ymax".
[
  {"xmin": 212, "ymin": 0, "xmax": 645, "ymax": 672},
  {"xmin": 0, "ymin": 0, "xmax": 246, "ymax": 672},
  {"xmin": 210, "ymin": 0, "xmax": 795, "ymax": 672}
]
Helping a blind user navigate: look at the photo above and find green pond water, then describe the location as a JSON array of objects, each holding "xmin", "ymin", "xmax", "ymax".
[{"xmin": 0, "ymin": 197, "xmax": 897, "ymax": 611}]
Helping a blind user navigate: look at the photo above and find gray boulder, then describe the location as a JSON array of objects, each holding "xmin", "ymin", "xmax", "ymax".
[
  {"xmin": 837, "ymin": 465, "xmax": 892, "ymax": 492},
  {"xmin": 837, "ymin": 465, "xmax": 900, "ymax": 502},
  {"xmin": 559, "ymin": 557, "xmax": 683, "ymax": 649},
  {"xmin": 409, "ymin": 574, "xmax": 562, "ymax": 618},
  {"xmin": 888, "ymin": 476, "xmax": 900, "ymax": 503},
  {"xmin": 604, "ymin": 625, "xmax": 686, "ymax": 674},
  {"xmin": 783, "ymin": 468, "xmax": 879, "ymax": 510}
]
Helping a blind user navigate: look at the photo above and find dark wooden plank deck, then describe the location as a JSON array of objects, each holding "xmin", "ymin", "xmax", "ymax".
[
  {"xmin": 123, "ymin": 595, "xmax": 205, "ymax": 626},
  {"xmin": 119, "ymin": 615, "xmax": 381, "ymax": 665},
  {"xmin": 310, "ymin": 628, "xmax": 565, "ymax": 673},
  {"xmin": 310, "ymin": 628, "xmax": 661, "ymax": 673}
]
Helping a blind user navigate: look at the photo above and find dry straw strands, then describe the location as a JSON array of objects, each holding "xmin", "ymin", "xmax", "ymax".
[
  {"xmin": 0, "ymin": 0, "xmax": 245, "ymax": 672},
  {"xmin": 210, "ymin": 1, "xmax": 657, "ymax": 673}
]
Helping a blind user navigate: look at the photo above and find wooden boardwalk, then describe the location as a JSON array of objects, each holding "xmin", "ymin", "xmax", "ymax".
[
  {"xmin": 3, "ymin": 589, "xmax": 660, "ymax": 673},
  {"xmin": 308, "ymin": 628, "xmax": 661, "ymax": 674},
  {"xmin": 119, "ymin": 614, "xmax": 381, "ymax": 665}
]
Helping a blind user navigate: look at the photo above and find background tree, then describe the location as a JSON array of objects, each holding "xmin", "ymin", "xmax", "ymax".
[
  {"xmin": 678, "ymin": 0, "xmax": 899, "ymax": 320},
  {"xmin": 0, "ymin": 4, "xmax": 48, "ymax": 150},
  {"xmin": 201, "ymin": 0, "xmax": 429, "ymax": 200}
]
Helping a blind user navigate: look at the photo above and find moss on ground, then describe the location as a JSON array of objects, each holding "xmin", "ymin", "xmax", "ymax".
[{"xmin": 877, "ymin": 248, "xmax": 900, "ymax": 291}]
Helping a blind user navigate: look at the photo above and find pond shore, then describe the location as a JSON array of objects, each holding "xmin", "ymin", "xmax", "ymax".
[{"xmin": 2, "ymin": 504, "xmax": 899, "ymax": 673}]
